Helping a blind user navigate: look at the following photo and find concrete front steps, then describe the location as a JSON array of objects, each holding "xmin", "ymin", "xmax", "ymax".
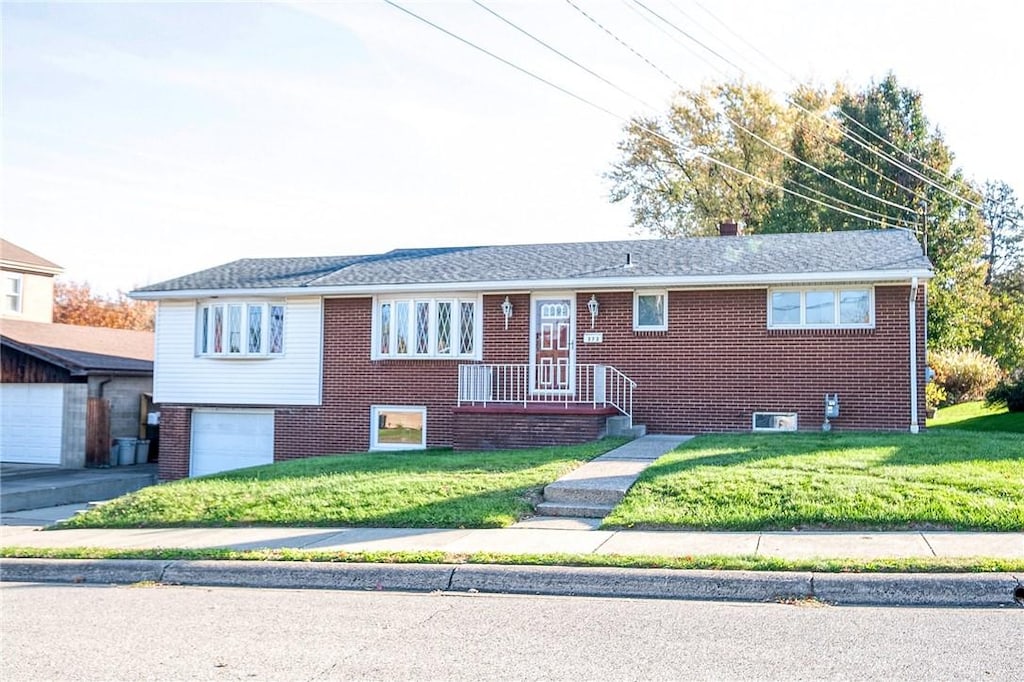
[
  {"xmin": 0, "ymin": 465, "xmax": 157, "ymax": 513},
  {"xmin": 536, "ymin": 434, "xmax": 692, "ymax": 518}
]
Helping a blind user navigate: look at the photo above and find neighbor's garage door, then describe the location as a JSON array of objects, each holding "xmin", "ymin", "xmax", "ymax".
[
  {"xmin": 0, "ymin": 384, "xmax": 64, "ymax": 465},
  {"xmin": 190, "ymin": 409, "xmax": 274, "ymax": 477}
]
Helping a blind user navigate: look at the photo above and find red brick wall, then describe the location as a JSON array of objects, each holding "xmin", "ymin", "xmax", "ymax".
[
  {"xmin": 453, "ymin": 406, "xmax": 611, "ymax": 450},
  {"xmin": 155, "ymin": 405, "xmax": 191, "ymax": 481},
  {"xmin": 156, "ymin": 286, "xmax": 927, "ymax": 479},
  {"xmin": 572, "ymin": 285, "xmax": 927, "ymax": 434}
]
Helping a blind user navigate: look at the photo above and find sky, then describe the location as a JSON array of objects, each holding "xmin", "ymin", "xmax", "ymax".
[{"xmin": 4, "ymin": 0, "xmax": 1022, "ymax": 295}]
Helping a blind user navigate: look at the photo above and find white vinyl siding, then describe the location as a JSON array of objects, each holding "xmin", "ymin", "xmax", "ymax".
[{"xmin": 154, "ymin": 298, "xmax": 323, "ymax": 405}]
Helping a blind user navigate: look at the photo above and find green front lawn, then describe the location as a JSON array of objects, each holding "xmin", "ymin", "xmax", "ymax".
[
  {"xmin": 602, "ymin": 431, "xmax": 1024, "ymax": 531},
  {"xmin": 928, "ymin": 400, "xmax": 1024, "ymax": 432},
  {"xmin": 59, "ymin": 439, "xmax": 628, "ymax": 529}
]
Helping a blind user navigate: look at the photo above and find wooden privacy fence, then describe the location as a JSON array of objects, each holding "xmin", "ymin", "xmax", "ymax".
[{"xmin": 86, "ymin": 397, "xmax": 112, "ymax": 466}]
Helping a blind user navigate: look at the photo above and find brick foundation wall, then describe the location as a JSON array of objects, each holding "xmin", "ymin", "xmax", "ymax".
[{"xmin": 452, "ymin": 406, "xmax": 614, "ymax": 450}]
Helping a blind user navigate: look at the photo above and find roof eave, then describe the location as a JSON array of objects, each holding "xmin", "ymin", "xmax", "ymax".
[{"xmin": 131, "ymin": 268, "xmax": 935, "ymax": 300}]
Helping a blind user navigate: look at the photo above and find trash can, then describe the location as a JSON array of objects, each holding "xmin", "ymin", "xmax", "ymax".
[
  {"xmin": 116, "ymin": 437, "xmax": 137, "ymax": 466},
  {"xmin": 110, "ymin": 444, "xmax": 120, "ymax": 467},
  {"xmin": 135, "ymin": 439, "xmax": 151, "ymax": 465}
]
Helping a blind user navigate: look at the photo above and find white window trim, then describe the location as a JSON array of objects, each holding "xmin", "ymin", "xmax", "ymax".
[
  {"xmin": 633, "ymin": 289, "xmax": 668, "ymax": 331},
  {"xmin": 196, "ymin": 300, "xmax": 286, "ymax": 358},
  {"xmin": 4, "ymin": 273, "xmax": 23, "ymax": 315},
  {"xmin": 371, "ymin": 294, "xmax": 482, "ymax": 360},
  {"xmin": 370, "ymin": 405, "xmax": 427, "ymax": 451},
  {"xmin": 767, "ymin": 286, "xmax": 875, "ymax": 329}
]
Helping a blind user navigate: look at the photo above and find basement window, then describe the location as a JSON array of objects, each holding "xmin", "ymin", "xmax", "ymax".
[
  {"xmin": 370, "ymin": 406, "xmax": 426, "ymax": 451},
  {"xmin": 752, "ymin": 412, "xmax": 798, "ymax": 432}
]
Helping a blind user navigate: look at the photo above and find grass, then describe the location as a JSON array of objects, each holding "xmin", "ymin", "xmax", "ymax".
[
  {"xmin": 56, "ymin": 439, "xmax": 628, "ymax": 529},
  {"xmin": 602, "ymin": 430, "xmax": 1024, "ymax": 532},
  {"xmin": 928, "ymin": 400, "xmax": 1024, "ymax": 432},
  {"xmin": 3, "ymin": 546, "xmax": 1020, "ymax": 574}
]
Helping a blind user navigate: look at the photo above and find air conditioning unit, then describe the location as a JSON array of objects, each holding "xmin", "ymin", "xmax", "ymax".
[{"xmin": 752, "ymin": 412, "xmax": 798, "ymax": 432}]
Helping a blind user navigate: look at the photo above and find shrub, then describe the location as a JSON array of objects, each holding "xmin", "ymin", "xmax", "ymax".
[
  {"xmin": 986, "ymin": 370, "xmax": 1024, "ymax": 412},
  {"xmin": 925, "ymin": 381, "xmax": 947, "ymax": 412},
  {"xmin": 928, "ymin": 349, "xmax": 1003, "ymax": 404}
]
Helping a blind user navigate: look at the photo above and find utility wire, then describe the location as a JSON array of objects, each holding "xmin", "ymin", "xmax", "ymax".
[
  {"xmin": 688, "ymin": 0, "xmax": 981, "ymax": 208},
  {"xmin": 651, "ymin": 0, "xmax": 927, "ymax": 204},
  {"xmin": 477, "ymin": 0, "xmax": 915, "ymax": 230},
  {"xmin": 383, "ymin": 0, "xmax": 917, "ymax": 230},
  {"xmin": 471, "ymin": 0, "xmax": 658, "ymax": 112},
  {"xmin": 569, "ymin": 0, "xmax": 920, "ymax": 219}
]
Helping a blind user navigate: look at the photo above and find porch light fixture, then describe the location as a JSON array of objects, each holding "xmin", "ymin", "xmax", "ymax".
[
  {"xmin": 501, "ymin": 296, "xmax": 513, "ymax": 330},
  {"xmin": 587, "ymin": 295, "xmax": 599, "ymax": 328}
]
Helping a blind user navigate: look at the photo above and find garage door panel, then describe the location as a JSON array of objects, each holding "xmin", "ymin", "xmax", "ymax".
[
  {"xmin": 1, "ymin": 384, "xmax": 64, "ymax": 464},
  {"xmin": 191, "ymin": 410, "xmax": 274, "ymax": 477}
]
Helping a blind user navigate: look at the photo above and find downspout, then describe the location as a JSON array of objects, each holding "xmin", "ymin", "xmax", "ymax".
[{"xmin": 909, "ymin": 277, "xmax": 920, "ymax": 434}]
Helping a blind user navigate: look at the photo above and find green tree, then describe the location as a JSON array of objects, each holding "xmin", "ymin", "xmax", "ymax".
[
  {"xmin": 981, "ymin": 180, "xmax": 1024, "ymax": 287},
  {"xmin": 607, "ymin": 80, "xmax": 792, "ymax": 236}
]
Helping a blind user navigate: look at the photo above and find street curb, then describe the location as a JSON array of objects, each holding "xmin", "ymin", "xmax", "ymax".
[
  {"xmin": 451, "ymin": 564, "xmax": 813, "ymax": 602},
  {"xmin": 0, "ymin": 559, "xmax": 1019, "ymax": 607}
]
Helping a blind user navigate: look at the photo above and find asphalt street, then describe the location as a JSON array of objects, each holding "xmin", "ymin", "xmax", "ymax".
[{"xmin": 1, "ymin": 582, "xmax": 1018, "ymax": 681}]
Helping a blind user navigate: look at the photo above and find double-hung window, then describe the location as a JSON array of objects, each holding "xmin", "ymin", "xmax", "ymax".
[
  {"xmin": 197, "ymin": 301, "xmax": 285, "ymax": 357},
  {"xmin": 768, "ymin": 287, "xmax": 873, "ymax": 328},
  {"xmin": 4, "ymin": 274, "xmax": 22, "ymax": 314},
  {"xmin": 374, "ymin": 295, "xmax": 480, "ymax": 359}
]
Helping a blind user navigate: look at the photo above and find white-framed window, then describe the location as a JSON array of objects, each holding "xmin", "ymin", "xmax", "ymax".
[
  {"xmin": 196, "ymin": 301, "xmax": 285, "ymax": 357},
  {"xmin": 4, "ymin": 274, "xmax": 22, "ymax": 314},
  {"xmin": 373, "ymin": 295, "xmax": 481, "ymax": 360},
  {"xmin": 370, "ymin": 405, "xmax": 426, "ymax": 451},
  {"xmin": 768, "ymin": 287, "xmax": 873, "ymax": 328},
  {"xmin": 633, "ymin": 290, "xmax": 668, "ymax": 331}
]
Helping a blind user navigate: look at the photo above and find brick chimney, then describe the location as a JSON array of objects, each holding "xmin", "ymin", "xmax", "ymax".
[{"xmin": 718, "ymin": 221, "xmax": 741, "ymax": 236}]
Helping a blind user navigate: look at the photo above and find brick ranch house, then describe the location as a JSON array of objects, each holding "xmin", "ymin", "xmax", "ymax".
[{"xmin": 132, "ymin": 228, "xmax": 933, "ymax": 480}]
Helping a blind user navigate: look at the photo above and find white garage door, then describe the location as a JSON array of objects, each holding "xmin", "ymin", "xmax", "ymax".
[
  {"xmin": 190, "ymin": 409, "xmax": 274, "ymax": 477},
  {"xmin": 0, "ymin": 384, "xmax": 64, "ymax": 465}
]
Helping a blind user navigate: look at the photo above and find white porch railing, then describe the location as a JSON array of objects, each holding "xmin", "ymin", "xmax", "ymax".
[{"xmin": 457, "ymin": 363, "xmax": 635, "ymax": 426}]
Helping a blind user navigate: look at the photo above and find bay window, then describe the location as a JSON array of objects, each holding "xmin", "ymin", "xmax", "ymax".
[{"xmin": 197, "ymin": 301, "xmax": 285, "ymax": 357}]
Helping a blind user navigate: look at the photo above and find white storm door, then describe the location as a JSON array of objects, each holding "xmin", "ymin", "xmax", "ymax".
[{"xmin": 529, "ymin": 296, "xmax": 575, "ymax": 395}]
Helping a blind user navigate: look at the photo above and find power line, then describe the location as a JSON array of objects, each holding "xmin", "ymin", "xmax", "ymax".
[
  {"xmin": 635, "ymin": 0, "xmax": 938, "ymax": 208},
  {"xmin": 471, "ymin": 0, "xmax": 657, "ymax": 112},
  {"xmin": 687, "ymin": 0, "xmax": 981, "ymax": 209},
  {"xmin": 568, "ymin": 0, "xmax": 921, "ymax": 219},
  {"xmin": 382, "ymin": 0, "xmax": 918, "ymax": 231}
]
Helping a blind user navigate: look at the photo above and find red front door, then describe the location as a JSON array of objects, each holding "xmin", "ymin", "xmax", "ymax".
[{"xmin": 531, "ymin": 296, "xmax": 574, "ymax": 394}]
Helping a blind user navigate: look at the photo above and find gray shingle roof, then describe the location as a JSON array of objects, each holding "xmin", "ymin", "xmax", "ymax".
[{"xmin": 135, "ymin": 229, "xmax": 931, "ymax": 294}]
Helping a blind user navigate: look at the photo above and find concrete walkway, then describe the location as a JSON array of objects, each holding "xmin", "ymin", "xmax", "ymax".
[{"xmin": 537, "ymin": 434, "xmax": 692, "ymax": 517}]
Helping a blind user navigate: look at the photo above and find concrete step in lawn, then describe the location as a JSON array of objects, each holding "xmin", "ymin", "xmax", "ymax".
[{"xmin": 539, "ymin": 435, "xmax": 692, "ymax": 519}]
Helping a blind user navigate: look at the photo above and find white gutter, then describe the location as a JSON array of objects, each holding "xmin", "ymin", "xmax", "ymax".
[
  {"xmin": 909, "ymin": 277, "xmax": 920, "ymax": 434},
  {"xmin": 130, "ymin": 268, "xmax": 936, "ymax": 301}
]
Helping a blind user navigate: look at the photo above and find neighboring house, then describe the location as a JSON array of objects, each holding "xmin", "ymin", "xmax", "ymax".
[
  {"xmin": 133, "ymin": 227, "xmax": 932, "ymax": 481},
  {"xmin": 1, "ymin": 239, "xmax": 63, "ymax": 323},
  {"xmin": 0, "ymin": 250, "xmax": 154, "ymax": 467}
]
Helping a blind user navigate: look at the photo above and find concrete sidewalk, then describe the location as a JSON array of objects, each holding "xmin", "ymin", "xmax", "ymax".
[
  {"xmin": 2, "ymin": 507, "xmax": 1022, "ymax": 607},
  {"xmin": 2, "ymin": 510, "xmax": 1021, "ymax": 561}
]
